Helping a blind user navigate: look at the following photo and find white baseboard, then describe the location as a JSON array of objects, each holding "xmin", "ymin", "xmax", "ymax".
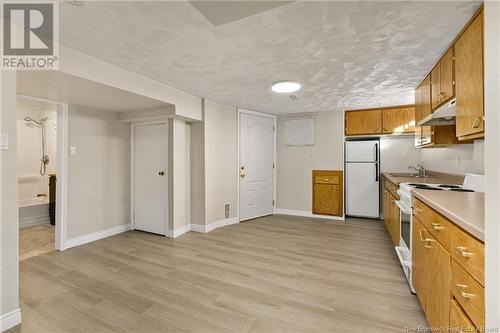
[
  {"xmin": 275, "ymin": 208, "xmax": 345, "ymax": 221},
  {"xmin": 191, "ymin": 217, "xmax": 239, "ymax": 233},
  {"xmin": 166, "ymin": 217, "xmax": 239, "ymax": 237},
  {"xmin": 167, "ymin": 224, "xmax": 192, "ymax": 238},
  {"xmin": 65, "ymin": 223, "xmax": 132, "ymax": 250},
  {"xmin": 1, "ymin": 308, "xmax": 21, "ymax": 332},
  {"xmin": 19, "ymin": 214, "xmax": 50, "ymax": 229}
]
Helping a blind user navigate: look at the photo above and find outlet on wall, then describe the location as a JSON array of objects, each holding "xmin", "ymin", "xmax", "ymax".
[{"xmin": 224, "ymin": 203, "xmax": 230, "ymax": 219}]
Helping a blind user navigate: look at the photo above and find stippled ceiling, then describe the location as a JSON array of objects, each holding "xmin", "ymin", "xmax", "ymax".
[{"xmin": 59, "ymin": 1, "xmax": 482, "ymax": 114}]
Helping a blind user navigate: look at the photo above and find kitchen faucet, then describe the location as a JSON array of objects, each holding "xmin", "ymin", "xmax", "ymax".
[{"xmin": 408, "ymin": 164, "xmax": 427, "ymax": 177}]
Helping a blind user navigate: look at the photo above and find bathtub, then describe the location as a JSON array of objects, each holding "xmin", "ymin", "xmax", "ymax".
[{"xmin": 18, "ymin": 175, "xmax": 51, "ymax": 228}]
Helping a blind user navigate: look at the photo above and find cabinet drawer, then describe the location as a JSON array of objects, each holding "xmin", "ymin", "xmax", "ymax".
[
  {"xmin": 450, "ymin": 299, "xmax": 475, "ymax": 333},
  {"xmin": 451, "ymin": 260, "xmax": 484, "ymax": 328},
  {"xmin": 413, "ymin": 198, "xmax": 453, "ymax": 251},
  {"xmin": 451, "ymin": 226, "xmax": 484, "ymax": 286},
  {"xmin": 384, "ymin": 179, "xmax": 399, "ymax": 199},
  {"xmin": 314, "ymin": 175, "xmax": 339, "ymax": 185}
]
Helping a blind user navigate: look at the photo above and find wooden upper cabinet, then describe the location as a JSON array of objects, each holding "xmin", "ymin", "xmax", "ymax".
[
  {"xmin": 431, "ymin": 65, "xmax": 441, "ymax": 110},
  {"xmin": 440, "ymin": 47, "xmax": 455, "ymax": 105},
  {"xmin": 312, "ymin": 170, "xmax": 343, "ymax": 216},
  {"xmin": 382, "ymin": 106, "xmax": 415, "ymax": 134},
  {"xmin": 420, "ymin": 75, "xmax": 432, "ymax": 120},
  {"xmin": 431, "ymin": 47, "xmax": 455, "ymax": 110},
  {"xmin": 455, "ymin": 10, "xmax": 484, "ymax": 140},
  {"xmin": 415, "ymin": 75, "xmax": 433, "ymax": 147},
  {"xmin": 344, "ymin": 109, "xmax": 381, "ymax": 135}
]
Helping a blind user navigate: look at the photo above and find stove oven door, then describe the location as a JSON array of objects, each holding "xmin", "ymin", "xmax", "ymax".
[{"xmin": 395, "ymin": 200, "xmax": 415, "ymax": 292}]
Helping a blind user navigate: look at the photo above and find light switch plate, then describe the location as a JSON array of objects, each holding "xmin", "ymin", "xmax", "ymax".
[{"xmin": 0, "ymin": 133, "xmax": 8, "ymax": 151}]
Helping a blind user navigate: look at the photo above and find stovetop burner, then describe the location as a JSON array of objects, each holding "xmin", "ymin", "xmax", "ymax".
[
  {"xmin": 438, "ymin": 184, "xmax": 462, "ymax": 189},
  {"xmin": 414, "ymin": 185, "xmax": 444, "ymax": 191},
  {"xmin": 450, "ymin": 188, "xmax": 474, "ymax": 192}
]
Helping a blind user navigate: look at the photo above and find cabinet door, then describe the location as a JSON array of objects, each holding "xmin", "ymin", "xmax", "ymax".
[
  {"xmin": 413, "ymin": 218, "xmax": 427, "ymax": 309},
  {"xmin": 383, "ymin": 188, "xmax": 390, "ymax": 229},
  {"xmin": 420, "ymin": 75, "xmax": 432, "ymax": 120},
  {"xmin": 345, "ymin": 109, "xmax": 382, "ymax": 135},
  {"xmin": 313, "ymin": 184, "xmax": 340, "ymax": 216},
  {"xmin": 382, "ymin": 107, "xmax": 415, "ymax": 134},
  {"xmin": 425, "ymin": 233, "xmax": 451, "ymax": 330},
  {"xmin": 421, "ymin": 126, "xmax": 433, "ymax": 146},
  {"xmin": 455, "ymin": 11, "xmax": 484, "ymax": 138},
  {"xmin": 389, "ymin": 196, "xmax": 400, "ymax": 246},
  {"xmin": 431, "ymin": 64, "xmax": 441, "ymax": 110},
  {"xmin": 440, "ymin": 47, "xmax": 455, "ymax": 104},
  {"xmin": 450, "ymin": 300, "xmax": 475, "ymax": 333}
]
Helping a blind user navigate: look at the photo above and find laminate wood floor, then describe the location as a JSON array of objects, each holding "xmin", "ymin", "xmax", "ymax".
[
  {"xmin": 10, "ymin": 215, "xmax": 427, "ymax": 333},
  {"xmin": 19, "ymin": 224, "xmax": 55, "ymax": 261}
]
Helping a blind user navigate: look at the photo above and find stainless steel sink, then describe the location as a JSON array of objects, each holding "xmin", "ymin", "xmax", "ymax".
[{"xmin": 389, "ymin": 173, "xmax": 428, "ymax": 178}]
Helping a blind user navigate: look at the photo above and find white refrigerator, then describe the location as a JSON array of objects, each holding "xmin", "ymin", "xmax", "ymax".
[{"xmin": 345, "ymin": 140, "xmax": 380, "ymax": 218}]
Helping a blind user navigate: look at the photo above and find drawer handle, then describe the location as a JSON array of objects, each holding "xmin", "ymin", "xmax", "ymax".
[
  {"xmin": 456, "ymin": 284, "xmax": 476, "ymax": 299},
  {"xmin": 456, "ymin": 246, "xmax": 474, "ymax": 258},
  {"xmin": 472, "ymin": 117, "xmax": 482, "ymax": 128},
  {"xmin": 431, "ymin": 223, "xmax": 445, "ymax": 231}
]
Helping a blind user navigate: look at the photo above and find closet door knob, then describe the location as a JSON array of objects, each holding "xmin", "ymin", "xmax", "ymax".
[{"xmin": 159, "ymin": 171, "xmax": 165, "ymax": 176}]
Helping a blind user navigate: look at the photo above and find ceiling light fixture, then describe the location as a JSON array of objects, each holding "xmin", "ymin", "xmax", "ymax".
[{"xmin": 271, "ymin": 81, "xmax": 301, "ymax": 93}]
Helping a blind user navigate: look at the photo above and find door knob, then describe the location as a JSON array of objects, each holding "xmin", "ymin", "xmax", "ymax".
[
  {"xmin": 159, "ymin": 171, "xmax": 165, "ymax": 176},
  {"xmin": 240, "ymin": 166, "xmax": 246, "ymax": 178}
]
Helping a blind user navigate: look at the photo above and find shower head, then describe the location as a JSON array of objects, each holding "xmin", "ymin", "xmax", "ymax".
[{"xmin": 24, "ymin": 117, "xmax": 45, "ymax": 126}]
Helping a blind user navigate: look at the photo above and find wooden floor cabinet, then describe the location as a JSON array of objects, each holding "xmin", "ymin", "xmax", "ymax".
[{"xmin": 312, "ymin": 170, "xmax": 343, "ymax": 216}]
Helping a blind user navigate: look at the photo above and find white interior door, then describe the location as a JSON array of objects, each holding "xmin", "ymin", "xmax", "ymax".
[
  {"xmin": 239, "ymin": 113, "xmax": 275, "ymax": 221},
  {"xmin": 134, "ymin": 124, "xmax": 168, "ymax": 235}
]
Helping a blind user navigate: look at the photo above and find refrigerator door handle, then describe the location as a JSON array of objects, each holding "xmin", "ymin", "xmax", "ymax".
[
  {"xmin": 375, "ymin": 163, "xmax": 379, "ymax": 182},
  {"xmin": 375, "ymin": 143, "xmax": 379, "ymax": 162}
]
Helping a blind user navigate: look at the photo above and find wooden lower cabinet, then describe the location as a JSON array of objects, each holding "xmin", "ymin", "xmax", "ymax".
[
  {"xmin": 389, "ymin": 197, "xmax": 400, "ymax": 246},
  {"xmin": 412, "ymin": 218, "xmax": 428, "ymax": 309},
  {"xmin": 413, "ymin": 216, "xmax": 451, "ymax": 329},
  {"xmin": 450, "ymin": 300, "xmax": 475, "ymax": 332},
  {"xmin": 425, "ymin": 232, "xmax": 451, "ymax": 328},
  {"xmin": 412, "ymin": 198, "xmax": 484, "ymax": 331},
  {"xmin": 383, "ymin": 188, "xmax": 390, "ymax": 229},
  {"xmin": 382, "ymin": 178, "xmax": 400, "ymax": 246},
  {"xmin": 312, "ymin": 170, "xmax": 343, "ymax": 216}
]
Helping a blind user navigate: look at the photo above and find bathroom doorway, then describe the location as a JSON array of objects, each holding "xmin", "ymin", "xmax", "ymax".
[{"xmin": 17, "ymin": 95, "xmax": 68, "ymax": 259}]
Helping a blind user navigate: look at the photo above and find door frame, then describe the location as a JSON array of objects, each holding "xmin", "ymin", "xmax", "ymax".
[
  {"xmin": 130, "ymin": 121, "xmax": 169, "ymax": 233},
  {"xmin": 16, "ymin": 95, "xmax": 69, "ymax": 251},
  {"xmin": 237, "ymin": 108, "xmax": 277, "ymax": 222}
]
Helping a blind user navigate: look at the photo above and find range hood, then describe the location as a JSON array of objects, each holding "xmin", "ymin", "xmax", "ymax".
[{"xmin": 418, "ymin": 99, "xmax": 456, "ymax": 126}]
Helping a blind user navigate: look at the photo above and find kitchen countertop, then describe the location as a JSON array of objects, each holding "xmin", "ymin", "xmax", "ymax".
[
  {"xmin": 382, "ymin": 172, "xmax": 463, "ymax": 186},
  {"xmin": 412, "ymin": 189, "xmax": 484, "ymax": 242}
]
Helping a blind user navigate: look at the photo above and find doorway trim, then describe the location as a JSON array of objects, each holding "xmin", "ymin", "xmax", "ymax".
[
  {"xmin": 237, "ymin": 108, "xmax": 277, "ymax": 222},
  {"xmin": 16, "ymin": 95, "xmax": 69, "ymax": 251},
  {"xmin": 130, "ymin": 120, "xmax": 170, "ymax": 233}
]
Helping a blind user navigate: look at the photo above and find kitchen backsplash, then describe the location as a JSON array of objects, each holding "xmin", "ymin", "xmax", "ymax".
[{"xmin": 420, "ymin": 140, "xmax": 484, "ymax": 175}]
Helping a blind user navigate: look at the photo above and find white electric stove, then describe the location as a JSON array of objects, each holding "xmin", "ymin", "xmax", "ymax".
[{"xmin": 394, "ymin": 174, "xmax": 484, "ymax": 293}]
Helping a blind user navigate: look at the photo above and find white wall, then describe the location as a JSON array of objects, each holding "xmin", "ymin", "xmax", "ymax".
[
  {"xmin": 171, "ymin": 120, "xmax": 191, "ymax": 230},
  {"xmin": 190, "ymin": 121, "xmax": 205, "ymax": 225},
  {"xmin": 484, "ymin": 1, "xmax": 500, "ymax": 328},
  {"xmin": 0, "ymin": 71, "xmax": 21, "ymax": 330},
  {"xmin": 380, "ymin": 136, "xmax": 421, "ymax": 173},
  {"xmin": 189, "ymin": 99, "xmax": 238, "ymax": 226},
  {"xmin": 204, "ymin": 100, "xmax": 238, "ymax": 224},
  {"xmin": 66, "ymin": 106, "xmax": 131, "ymax": 239},
  {"xmin": 420, "ymin": 140, "xmax": 484, "ymax": 175},
  {"xmin": 276, "ymin": 111, "xmax": 343, "ymax": 212}
]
